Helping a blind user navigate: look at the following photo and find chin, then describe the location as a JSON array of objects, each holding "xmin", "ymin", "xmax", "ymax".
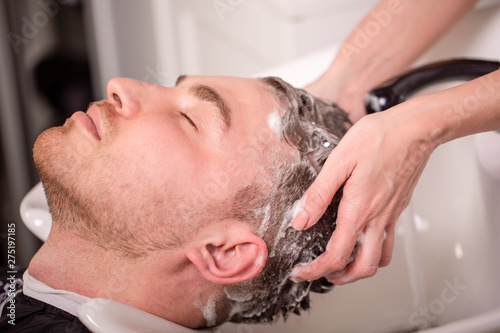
[
  {"xmin": 34, "ymin": 127, "xmax": 65, "ymax": 177},
  {"xmin": 32, "ymin": 126, "xmax": 94, "ymax": 232},
  {"xmin": 33, "ymin": 126, "xmax": 81, "ymax": 194}
]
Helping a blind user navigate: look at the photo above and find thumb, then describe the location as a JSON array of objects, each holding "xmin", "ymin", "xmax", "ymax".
[{"xmin": 292, "ymin": 150, "xmax": 351, "ymax": 230}]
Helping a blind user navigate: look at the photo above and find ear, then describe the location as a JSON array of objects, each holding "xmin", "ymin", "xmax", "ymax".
[{"xmin": 185, "ymin": 227, "xmax": 267, "ymax": 284}]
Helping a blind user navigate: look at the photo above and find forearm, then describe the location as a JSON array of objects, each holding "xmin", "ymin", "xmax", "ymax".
[
  {"xmin": 411, "ymin": 69, "xmax": 500, "ymax": 147},
  {"xmin": 314, "ymin": 0, "xmax": 479, "ymax": 105}
]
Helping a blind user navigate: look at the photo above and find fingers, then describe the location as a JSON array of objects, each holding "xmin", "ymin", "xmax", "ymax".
[
  {"xmin": 292, "ymin": 151, "xmax": 351, "ymax": 231},
  {"xmin": 327, "ymin": 225, "xmax": 385, "ymax": 285},
  {"xmin": 290, "ymin": 213, "xmax": 359, "ymax": 282},
  {"xmin": 291, "ymin": 211, "xmax": 398, "ymax": 284}
]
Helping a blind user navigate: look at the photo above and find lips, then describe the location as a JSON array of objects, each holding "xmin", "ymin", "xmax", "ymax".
[
  {"xmin": 71, "ymin": 111, "xmax": 101, "ymax": 140},
  {"xmin": 86, "ymin": 103, "xmax": 102, "ymax": 140}
]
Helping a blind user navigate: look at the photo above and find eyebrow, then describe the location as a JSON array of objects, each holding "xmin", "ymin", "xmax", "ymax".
[
  {"xmin": 176, "ymin": 75, "xmax": 232, "ymax": 129},
  {"xmin": 191, "ymin": 84, "xmax": 232, "ymax": 129}
]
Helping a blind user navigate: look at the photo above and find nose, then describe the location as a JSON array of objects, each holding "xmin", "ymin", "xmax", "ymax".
[{"xmin": 106, "ymin": 78, "xmax": 146, "ymax": 118}]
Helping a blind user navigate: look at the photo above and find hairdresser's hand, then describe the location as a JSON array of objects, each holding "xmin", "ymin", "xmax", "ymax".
[{"xmin": 290, "ymin": 104, "xmax": 437, "ymax": 284}]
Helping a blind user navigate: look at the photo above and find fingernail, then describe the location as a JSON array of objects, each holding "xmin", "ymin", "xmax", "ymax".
[{"xmin": 292, "ymin": 210, "xmax": 309, "ymax": 230}]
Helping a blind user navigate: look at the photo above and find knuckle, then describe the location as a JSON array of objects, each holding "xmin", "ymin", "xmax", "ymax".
[
  {"xmin": 361, "ymin": 264, "xmax": 378, "ymax": 278},
  {"xmin": 335, "ymin": 256, "xmax": 350, "ymax": 269},
  {"xmin": 314, "ymin": 254, "xmax": 349, "ymax": 277},
  {"xmin": 325, "ymin": 256, "xmax": 349, "ymax": 272},
  {"xmin": 307, "ymin": 187, "xmax": 330, "ymax": 212}
]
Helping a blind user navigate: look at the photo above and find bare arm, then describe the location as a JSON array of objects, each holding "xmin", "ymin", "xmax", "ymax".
[
  {"xmin": 431, "ymin": 70, "xmax": 500, "ymax": 142},
  {"xmin": 306, "ymin": 0, "xmax": 480, "ymax": 122}
]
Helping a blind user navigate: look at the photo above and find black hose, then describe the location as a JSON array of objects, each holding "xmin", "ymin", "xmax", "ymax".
[{"xmin": 365, "ymin": 58, "xmax": 500, "ymax": 114}]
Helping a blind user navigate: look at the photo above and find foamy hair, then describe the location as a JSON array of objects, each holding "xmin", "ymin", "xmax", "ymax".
[{"xmin": 221, "ymin": 77, "xmax": 350, "ymax": 324}]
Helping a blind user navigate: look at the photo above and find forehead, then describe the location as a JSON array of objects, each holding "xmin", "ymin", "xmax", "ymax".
[{"xmin": 178, "ymin": 75, "xmax": 284, "ymax": 138}]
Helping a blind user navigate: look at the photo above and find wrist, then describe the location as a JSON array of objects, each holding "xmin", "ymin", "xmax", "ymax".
[
  {"xmin": 387, "ymin": 97, "xmax": 443, "ymax": 153},
  {"xmin": 305, "ymin": 70, "xmax": 370, "ymax": 121}
]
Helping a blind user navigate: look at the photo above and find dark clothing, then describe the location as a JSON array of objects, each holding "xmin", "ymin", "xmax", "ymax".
[
  {"xmin": 0, "ymin": 268, "xmax": 90, "ymax": 332},
  {"xmin": 0, "ymin": 293, "xmax": 91, "ymax": 333}
]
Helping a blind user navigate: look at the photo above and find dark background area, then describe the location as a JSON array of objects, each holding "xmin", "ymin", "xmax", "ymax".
[{"xmin": 0, "ymin": 0, "xmax": 94, "ymax": 266}]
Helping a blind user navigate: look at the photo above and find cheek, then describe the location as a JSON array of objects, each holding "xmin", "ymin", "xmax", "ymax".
[{"xmin": 104, "ymin": 122, "xmax": 201, "ymax": 188}]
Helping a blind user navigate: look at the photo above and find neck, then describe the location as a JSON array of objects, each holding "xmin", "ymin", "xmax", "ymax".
[{"xmin": 28, "ymin": 226, "xmax": 213, "ymax": 328}]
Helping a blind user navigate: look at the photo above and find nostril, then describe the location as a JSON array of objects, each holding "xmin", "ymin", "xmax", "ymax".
[{"xmin": 113, "ymin": 93, "xmax": 122, "ymax": 108}]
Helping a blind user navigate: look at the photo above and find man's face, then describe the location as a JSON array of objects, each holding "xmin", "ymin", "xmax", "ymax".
[{"xmin": 34, "ymin": 76, "xmax": 291, "ymax": 251}]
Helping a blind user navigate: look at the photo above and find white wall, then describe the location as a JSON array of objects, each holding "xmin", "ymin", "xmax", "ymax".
[
  {"xmin": 87, "ymin": 0, "xmax": 500, "ymax": 89},
  {"xmin": 86, "ymin": 0, "xmax": 177, "ymax": 97},
  {"xmin": 171, "ymin": 0, "xmax": 378, "ymax": 77}
]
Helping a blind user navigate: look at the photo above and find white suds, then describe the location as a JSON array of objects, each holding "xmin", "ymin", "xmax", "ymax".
[
  {"xmin": 270, "ymin": 206, "xmax": 294, "ymax": 257},
  {"xmin": 202, "ymin": 295, "xmax": 217, "ymax": 327},
  {"xmin": 257, "ymin": 204, "xmax": 272, "ymax": 238},
  {"xmin": 195, "ymin": 294, "xmax": 217, "ymax": 327},
  {"xmin": 267, "ymin": 110, "xmax": 282, "ymax": 137},
  {"xmin": 224, "ymin": 287, "xmax": 254, "ymax": 303},
  {"xmin": 291, "ymin": 195, "xmax": 306, "ymax": 221},
  {"xmin": 357, "ymin": 231, "xmax": 366, "ymax": 243}
]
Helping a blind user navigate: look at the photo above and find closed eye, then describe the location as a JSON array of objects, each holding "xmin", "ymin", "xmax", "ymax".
[{"xmin": 180, "ymin": 112, "xmax": 198, "ymax": 130}]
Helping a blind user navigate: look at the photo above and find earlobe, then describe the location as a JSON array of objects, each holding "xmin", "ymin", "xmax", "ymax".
[{"xmin": 186, "ymin": 233, "xmax": 267, "ymax": 284}]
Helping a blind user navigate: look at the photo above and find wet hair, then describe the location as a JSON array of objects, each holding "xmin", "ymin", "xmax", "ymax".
[{"xmin": 222, "ymin": 77, "xmax": 351, "ymax": 324}]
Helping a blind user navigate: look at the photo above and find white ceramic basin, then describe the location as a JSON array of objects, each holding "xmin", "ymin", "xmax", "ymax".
[{"xmin": 19, "ymin": 181, "xmax": 51, "ymax": 242}]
